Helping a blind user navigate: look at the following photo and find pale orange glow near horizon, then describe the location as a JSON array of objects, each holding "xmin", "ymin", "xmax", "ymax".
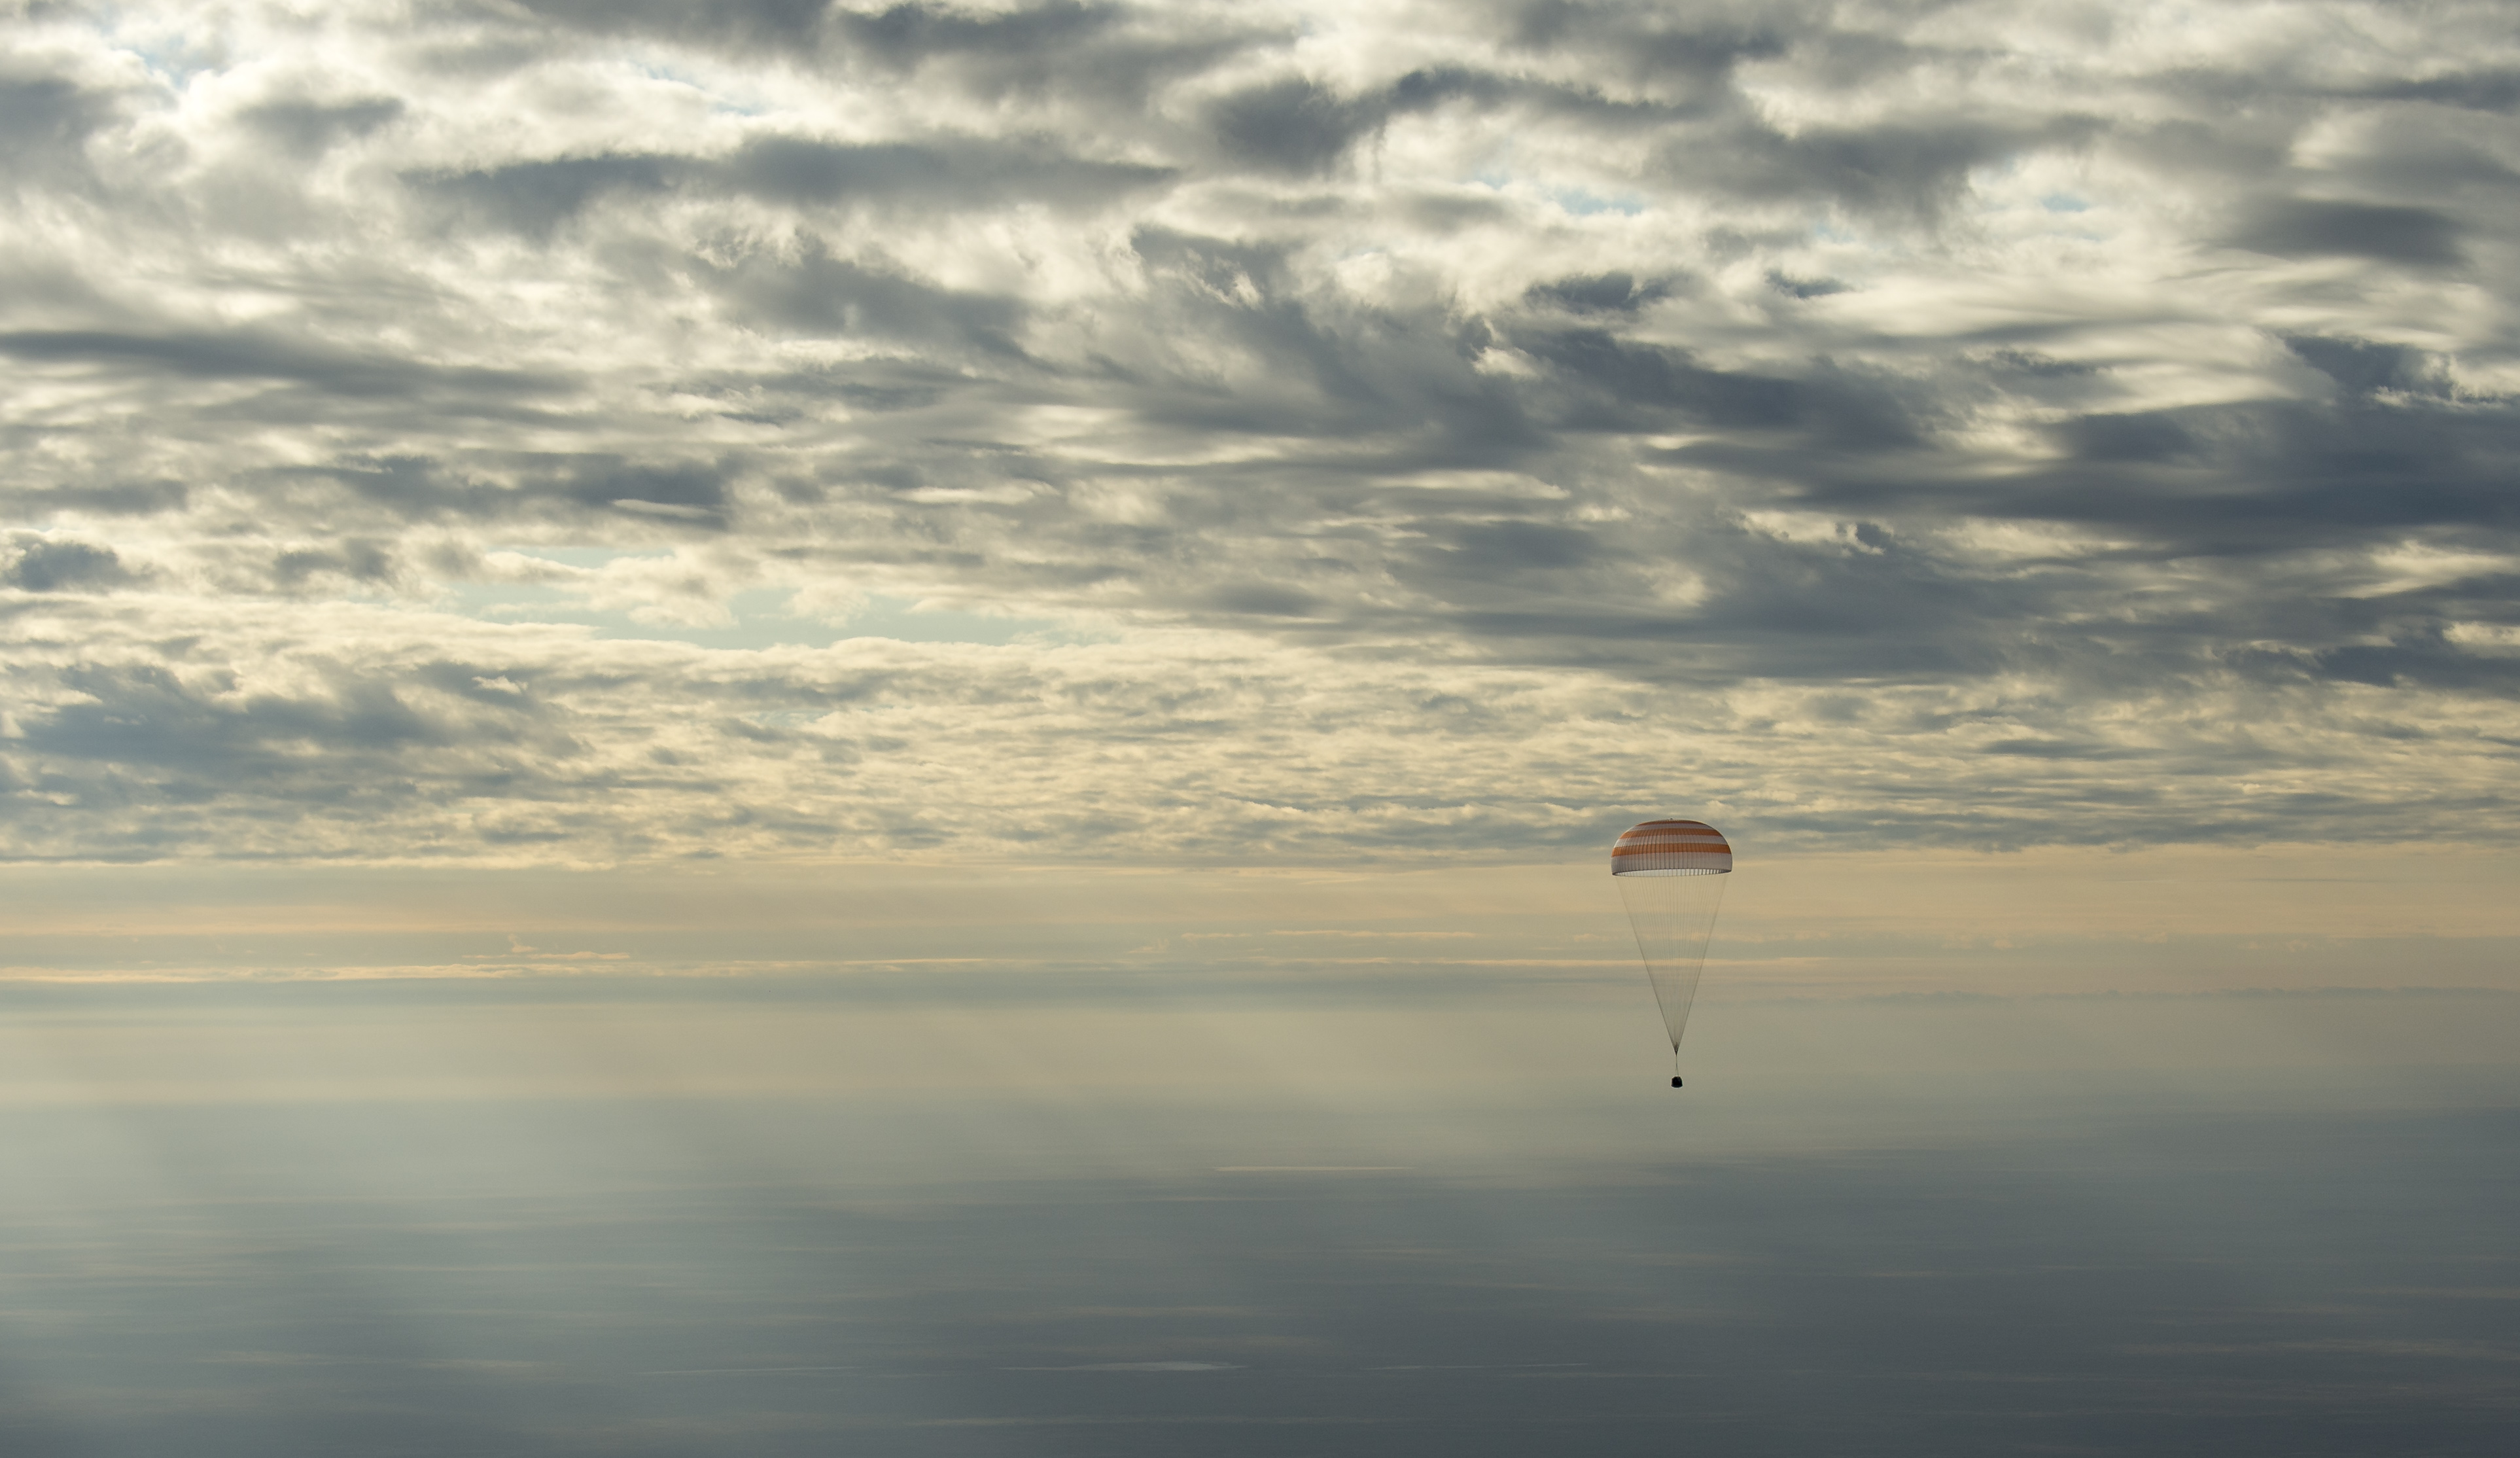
[{"xmin": 5, "ymin": 844, "xmax": 2512, "ymax": 999}]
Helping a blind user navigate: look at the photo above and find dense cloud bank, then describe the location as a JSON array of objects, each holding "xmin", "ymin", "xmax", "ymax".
[{"xmin": 3, "ymin": 0, "xmax": 2517, "ymax": 862}]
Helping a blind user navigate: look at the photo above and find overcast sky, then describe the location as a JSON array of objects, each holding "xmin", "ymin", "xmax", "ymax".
[
  {"xmin": 5, "ymin": 0, "xmax": 2518, "ymax": 869},
  {"xmin": 9, "ymin": 16, "xmax": 2520, "ymax": 1451}
]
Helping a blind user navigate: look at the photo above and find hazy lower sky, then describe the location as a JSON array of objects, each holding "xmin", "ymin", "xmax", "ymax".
[{"xmin": 4, "ymin": 5, "xmax": 2519, "ymax": 1453}]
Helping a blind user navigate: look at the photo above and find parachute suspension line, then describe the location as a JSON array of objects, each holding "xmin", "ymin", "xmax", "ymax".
[{"xmin": 1615, "ymin": 864, "xmax": 1727, "ymax": 1050}]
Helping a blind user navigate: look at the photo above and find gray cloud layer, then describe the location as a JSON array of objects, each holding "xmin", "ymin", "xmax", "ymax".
[{"xmin": 4, "ymin": 1, "xmax": 2517, "ymax": 863}]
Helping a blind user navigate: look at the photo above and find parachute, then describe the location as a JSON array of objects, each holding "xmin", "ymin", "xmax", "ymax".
[{"xmin": 1611, "ymin": 819, "xmax": 1732, "ymax": 1086}]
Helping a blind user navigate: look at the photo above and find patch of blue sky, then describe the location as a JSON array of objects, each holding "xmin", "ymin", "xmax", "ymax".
[
  {"xmin": 627, "ymin": 56, "xmax": 764, "ymax": 116},
  {"xmin": 2040, "ymin": 193, "xmax": 2093, "ymax": 213},
  {"xmin": 111, "ymin": 31, "xmax": 219, "ymax": 89},
  {"xmin": 839, "ymin": 594, "xmax": 1089, "ymax": 647},
  {"xmin": 444, "ymin": 564, "xmax": 1081, "ymax": 650},
  {"xmin": 499, "ymin": 546, "xmax": 626, "ymax": 569},
  {"xmin": 1462, "ymin": 167, "xmax": 1646, "ymax": 217},
  {"xmin": 1549, "ymin": 187, "xmax": 1647, "ymax": 217}
]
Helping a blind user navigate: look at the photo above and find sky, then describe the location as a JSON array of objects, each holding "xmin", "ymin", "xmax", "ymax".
[
  {"xmin": 5, "ymin": 0, "xmax": 2517, "ymax": 873},
  {"xmin": 3, "ymin": 2, "xmax": 2519, "ymax": 1453}
]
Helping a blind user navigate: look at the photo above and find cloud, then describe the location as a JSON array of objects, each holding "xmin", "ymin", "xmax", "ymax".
[
  {"xmin": 0, "ymin": 65, "xmax": 120, "ymax": 186},
  {"xmin": 1, "ymin": 0, "xmax": 2517, "ymax": 864},
  {"xmin": 4, "ymin": 535, "xmax": 138, "ymax": 592},
  {"xmin": 0, "ymin": 329, "xmax": 566, "ymax": 400},
  {"xmin": 1525, "ymin": 270, "xmax": 1687, "ymax": 315},
  {"xmin": 705, "ymin": 238, "xmax": 1029, "ymax": 353},
  {"xmin": 1204, "ymin": 76, "xmax": 1384, "ymax": 173},
  {"xmin": 2227, "ymin": 198, "xmax": 2466, "ymax": 264},
  {"xmin": 237, "ymin": 96, "xmax": 404, "ymax": 158}
]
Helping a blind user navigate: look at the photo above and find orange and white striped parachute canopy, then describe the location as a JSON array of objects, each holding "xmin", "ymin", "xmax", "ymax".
[{"xmin": 1610, "ymin": 818, "xmax": 1732, "ymax": 876}]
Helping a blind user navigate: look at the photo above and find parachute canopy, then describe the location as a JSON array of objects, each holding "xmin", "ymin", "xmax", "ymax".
[
  {"xmin": 1612, "ymin": 818, "xmax": 1733, "ymax": 1061},
  {"xmin": 1609, "ymin": 819, "xmax": 1732, "ymax": 877}
]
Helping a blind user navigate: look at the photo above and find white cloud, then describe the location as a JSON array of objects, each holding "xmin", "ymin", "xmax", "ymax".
[{"xmin": 0, "ymin": 0, "xmax": 2515, "ymax": 866}]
